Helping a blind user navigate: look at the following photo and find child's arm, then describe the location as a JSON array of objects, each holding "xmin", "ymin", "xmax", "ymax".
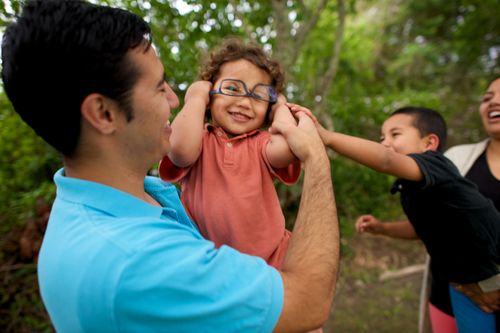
[
  {"xmin": 168, "ymin": 81, "xmax": 212, "ymax": 167},
  {"xmin": 287, "ymin": 103, "xmax": 423, "ymax": 181},
  {"xmin": 266, "ymin": 95, "xmax": 299, "ymax": 168},
  {"xmin": 355, "ymin": 215, "xmax": 418, "ymax": 240}
]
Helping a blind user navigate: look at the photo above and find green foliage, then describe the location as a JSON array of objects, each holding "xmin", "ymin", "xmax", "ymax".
[
  {"xmin": 0, "ymin": 0, "xmax": 498, "ymax": 330},
  {"xmin": 0, "ymin": 93, "xmax": 60, "ymax": 230}
]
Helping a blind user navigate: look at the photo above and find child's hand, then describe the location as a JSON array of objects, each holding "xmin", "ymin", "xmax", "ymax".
[
  {"xmin": 286, "ymin": 102, "xmax": 316, "ymax": 121},
  {"xmin": 355, "ymin": 214, "xmax": 384, "ymax": 234},
  {"xmin": 269, "ymin": 111, "xmax": 324, "ymax": 163},
  {"xmin": 453, "ymin": 283, "xmax": 500, "ymax": 313},
  {"xmin": 269, "ymin": 94, "xmax": 288, "ymax": 121},
  {"xmin": 286, "ymin": 103, "xmax": 329, "ymax": 144},
  {"xmin": 184, "ymin": 81, "xmax": 212, "ymax": 106}
]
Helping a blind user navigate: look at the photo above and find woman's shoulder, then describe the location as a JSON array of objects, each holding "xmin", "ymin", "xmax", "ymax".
[
  {"xmin": 445, "ymin": 139, "xmax": 488, "ymax": 156},
  {"xmin": 444, "ymin": 139, "xmax": 489, "ymax": 175}
]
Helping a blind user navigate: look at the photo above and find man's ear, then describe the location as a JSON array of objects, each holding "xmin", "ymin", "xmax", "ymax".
[
  {"xmin": 424, "ymin": 133, "xmax": 440, "ymax": 151},
  {"xmin": 81, "ymin": 93, "xmax": 118, "ymax": 135}
]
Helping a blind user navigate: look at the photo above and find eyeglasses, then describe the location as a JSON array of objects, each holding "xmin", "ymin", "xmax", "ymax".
[{"xmin": 209, "ymin": 79, "xmax": 277, "ymax": 103}]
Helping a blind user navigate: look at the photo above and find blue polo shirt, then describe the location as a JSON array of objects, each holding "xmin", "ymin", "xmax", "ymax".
[{"xmin": 38, "ymin": 169, "xmax": 283, "ymax": 333}]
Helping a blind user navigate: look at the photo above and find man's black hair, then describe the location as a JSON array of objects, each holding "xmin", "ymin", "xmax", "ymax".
[{"xmin": 2, "ymin": 0, "xmax": 151, "ymax": 155}]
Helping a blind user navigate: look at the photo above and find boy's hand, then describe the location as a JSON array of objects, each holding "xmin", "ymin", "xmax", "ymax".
[
  {"xmin": 184, "ymin": 81, "xmax": 212, "ymax": 106},
  {"xmin": 269, "ymin": 111, "xmax": 324, "ymax": 163},
  {"xmin": 355, "ymin": 214, "xmax": 384, "ymax": 235},
  {"xmin": 453, "ymin": 283, "xmax": 500, "ymax": 313},
  {"xmin": 286, "ymin": 103, "xmax": 330, "ymax": 144}
]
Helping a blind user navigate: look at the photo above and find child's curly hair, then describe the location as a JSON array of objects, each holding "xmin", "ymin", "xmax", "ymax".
[{"xmin": 199, "ymin": 38, "xmax": 285, "ymax": 94}]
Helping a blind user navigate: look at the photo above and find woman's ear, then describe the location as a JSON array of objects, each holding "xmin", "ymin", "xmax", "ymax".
[
  {"xmin": 424, "ymin": 133, "xmax": 440, "ymax": 151},
  {"xmin": 81, "ymin": 93, "xmax": 118, "ymax": 135}
]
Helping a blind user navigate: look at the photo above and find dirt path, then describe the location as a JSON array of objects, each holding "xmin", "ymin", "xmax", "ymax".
[{"xmin": 324, "ymin": 232, "xmax": 429, "ymax": 332}]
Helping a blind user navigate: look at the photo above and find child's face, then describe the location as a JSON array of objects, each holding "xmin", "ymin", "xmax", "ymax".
[
  {"xmin": 380, "ymin": 114, "xmax": 430, "ymax": 155},
  {"xmin": 479, "ymin": 78, "xmax": 500, "ymax": 139},
  {"xmin": 210, "ymin": 59, "xmax": 272, "ymax": 136}
]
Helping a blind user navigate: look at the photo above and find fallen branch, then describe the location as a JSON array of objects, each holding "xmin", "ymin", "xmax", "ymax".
[{"xmin": 379, "ymin": 263, "xmax": 426, "ymax": 281}]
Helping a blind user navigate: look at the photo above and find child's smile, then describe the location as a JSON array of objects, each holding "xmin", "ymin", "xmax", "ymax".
[{"xmin": 210, "ymin": 59, "xmax": 271, "ymax": 136}]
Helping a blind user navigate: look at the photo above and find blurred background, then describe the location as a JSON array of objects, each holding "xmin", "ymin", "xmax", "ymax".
[{"xmin": 0, "ymin": 0, "xmax": 498, "ymax": 331}]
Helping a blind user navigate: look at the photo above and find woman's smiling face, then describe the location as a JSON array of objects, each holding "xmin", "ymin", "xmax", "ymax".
[{"xmin": 480, "ymin": 78, "xmax": 500, "ymax": 140}]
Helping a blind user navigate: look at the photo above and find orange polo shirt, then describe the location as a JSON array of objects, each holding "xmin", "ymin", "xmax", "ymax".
[{"xmin": 159, "ymin": 124, "xmax": 301, "ymax": 269}]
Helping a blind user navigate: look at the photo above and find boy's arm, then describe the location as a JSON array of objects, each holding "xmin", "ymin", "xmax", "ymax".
[
  {"xmin": 286, "ymin": 103, "xmax": 423, "ymax": 181},
  {"xmin": 266, "ymin": 97, "xmax": 299, "ymax": 169},
  {"xmin": 321, "ymin": 130, "xmax": 423, "ymax": 181},
  {"xmin": 355, "ymin": 215, "xmax": 419, "ymax": 240},
  {"xmin": 168, "ymin": 81, "xmax": 211, "ymax": 167}
]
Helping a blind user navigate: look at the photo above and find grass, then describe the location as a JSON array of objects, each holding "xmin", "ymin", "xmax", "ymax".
[{"xmin": 324, "ymin": 232, "xmax": 428, "ymax": 332}]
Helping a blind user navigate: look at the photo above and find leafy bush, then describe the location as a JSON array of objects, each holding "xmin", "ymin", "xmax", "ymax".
[
  {"xmin": 0, "ymin": 93, "xmax": 60, "ymax": 230},
  {"xmin": 0, "ymin": 92, "xmax": 59, "ymax": 332}
]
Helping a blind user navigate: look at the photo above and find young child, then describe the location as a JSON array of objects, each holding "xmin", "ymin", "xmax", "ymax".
[
  {"xmin": 159, "ymin": 38, "xmax": 301, "ymax": 269},
  {"xmin": 293, "ymin": 105, "xmax": 500, "ymax": 332}
]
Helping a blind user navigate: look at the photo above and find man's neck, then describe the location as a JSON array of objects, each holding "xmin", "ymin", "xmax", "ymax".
[{"xmin": 62, "ymin": 156, "xmax": 160, "ymax": 206}]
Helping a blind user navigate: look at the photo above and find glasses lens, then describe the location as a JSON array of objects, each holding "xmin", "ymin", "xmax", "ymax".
[
  {"xmin": 220, "ymin": 80, "xmax": 245, "ymax": 96},
  {"xmin": 253, "ymin": 84, "xmax": 277, "ymax": 102}
]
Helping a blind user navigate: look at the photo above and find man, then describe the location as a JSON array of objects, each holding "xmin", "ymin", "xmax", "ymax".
[{"xmin": 1, "ymin": 1, "xmax": 339, "ymax": 332}]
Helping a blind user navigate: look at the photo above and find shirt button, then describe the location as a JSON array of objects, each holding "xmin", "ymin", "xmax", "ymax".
[
  {"xmin": 217, "ymin": 131, "xmax": 223, "ymax": 136},
  {"xmin": 226, "ymin": 142, "xmax": 233, "ymax": 148}
]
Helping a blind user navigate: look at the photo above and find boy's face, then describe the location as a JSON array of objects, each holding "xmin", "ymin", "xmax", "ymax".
[
  {"xmin": 380, "ymin": 114, "xmax": 430, "ymax": 155},
  {"xmin": 210, "ymin": 59, "xmax": 271, "ymax": 136},
  {"xmin": 480, "ymin": 78, "xmax": 500, "ymax": 139}
]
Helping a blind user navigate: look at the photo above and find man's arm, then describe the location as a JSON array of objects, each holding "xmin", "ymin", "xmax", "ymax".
[
  {"xmin": 269, "ymin": 112, "xmax": 340, "ymax": 332},
  {"xmin": 168, "ymin": 81, "xmax": 211, "ymax": 167}
]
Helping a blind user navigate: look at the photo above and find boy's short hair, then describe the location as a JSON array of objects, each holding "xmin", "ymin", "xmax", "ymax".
[
  {"xmin": 391, "ymin": 106, "xmax": 447, "ymax": 152},
  {"xmin": 199, "ymin": 38, "xmax": 285, "ymax": 94},
  {"xmin": 1, "ymin": 0, "xmax": 151, "ymax": 156}
]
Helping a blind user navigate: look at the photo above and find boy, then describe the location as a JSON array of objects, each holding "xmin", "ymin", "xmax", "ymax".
[
  {"xmin": 159, "ymin": 39, "xmax": 300, "ymax": 269},
  {"xmin": 291, "ymin": 104, "xmax": 500, "ymax": 332}
]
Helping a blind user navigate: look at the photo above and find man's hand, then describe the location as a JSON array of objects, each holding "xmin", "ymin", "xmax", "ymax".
[
  {"xmin": 286, "ymin": 102, "xmax": 330, "ymax": 145},
  {"xmin": 453, "ymin": 283, "xmax": 500, "ymax": 313},
  {"xmin": 269, "ymin": 111, "xmax": 325, "ymax": 163}
]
